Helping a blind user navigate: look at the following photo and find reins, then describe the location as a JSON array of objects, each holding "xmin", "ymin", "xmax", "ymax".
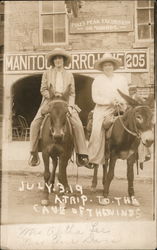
[
  {"xmin": 116, "ymin": 105, "xmax": 141, "ymax": 139},
  {"xmin": 49, "ymin": 99, "xmax": 69, "ymax": 137},
  {"xmin": 49, "ymin": 99, "xmax": 68, "ymax": 105}
]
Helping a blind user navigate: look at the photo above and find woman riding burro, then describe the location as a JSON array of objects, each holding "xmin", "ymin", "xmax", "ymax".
[
  {"xmin": 87, "ymin": 53, "xmax": 129, "ymax": 169},
  {"xmin": 29, "ymin": 48, "xmax": 89, "ymax": 167}
]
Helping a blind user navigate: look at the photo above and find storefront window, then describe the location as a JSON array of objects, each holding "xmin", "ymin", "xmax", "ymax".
[
  {"xmin": 0, "ymin": 14, "xmax": 4, "ymax": 23},
  {"xmin": 40, "ymin": 1, "xmax": 67, "ymax": 44},
  {"xmin": 136, "ymin": 0, "xmax": 154, "ymax": 40}
]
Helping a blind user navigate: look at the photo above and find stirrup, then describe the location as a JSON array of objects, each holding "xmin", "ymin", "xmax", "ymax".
[
  {"xmin": 85, "ymin": 163, "xmax": 97, "ymax": 169},
  {"xmin": 76, "ymin": 154, "xmax": 89, "ymax": 167},
  {"xmin": 28, "ymin": 154, "xmax": 40, "ymax": 167}
]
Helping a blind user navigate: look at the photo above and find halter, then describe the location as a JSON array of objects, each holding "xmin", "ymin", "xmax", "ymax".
[
  {"xmin": 116, "ymin": 105, "xmax": 145, "ymax": 139},
  {"xmin": 49, "ymin": 99, "xmax": 71, "ymax": 139}
]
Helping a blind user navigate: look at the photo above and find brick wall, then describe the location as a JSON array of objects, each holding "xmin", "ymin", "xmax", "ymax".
[
  {"xmin": 4, "ymin": 1, "xmax": 154, "ymax": 91},
  {"xmin": 5, "ymin": 1, "xmax": 39, "ymax": 52},
  {"xmin": 69, "ymin": 0, "xmax": 135, "ymax": 51},
  {"xmin": 5, "ymin": 1, "xmax": 136, "ymax": 52}
]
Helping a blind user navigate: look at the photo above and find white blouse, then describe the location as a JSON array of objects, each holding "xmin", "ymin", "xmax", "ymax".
[
  {"xmin": 92, "ymin": 74, "xmax": 129, "ymax": 105},
  {"xmin": 55, "ymin": 71, "xmax": 64, "ymax": 94}
]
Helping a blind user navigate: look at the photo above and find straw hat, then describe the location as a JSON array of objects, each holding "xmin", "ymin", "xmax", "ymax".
[
  {"xmin": 94, "ymin": 53, "xmax": 122, "ymax": 71},
  {"xmin": 46, "ymin": 48, "xmax": 71, "ymax": 67},
  {"xmin": 128, "ymin": 84, "xmax": 137, "ymax": 90}
]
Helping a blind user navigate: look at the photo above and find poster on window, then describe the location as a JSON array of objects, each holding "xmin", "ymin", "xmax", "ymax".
[{"xmin": 1, "ymin": 1, "xmax": 156, "ymax": 250}]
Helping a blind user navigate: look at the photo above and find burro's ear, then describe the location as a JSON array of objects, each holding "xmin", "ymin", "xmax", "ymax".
[
  {"xmin": 143, "ymin": 93, "xmax": 155, "ymax": 109},
  {"xmin": 62, "ymin": 85, "xmax": 71, "ymax": 101},
  {"xmin": 117, "ymin": 89, "xmax": 140, "ymax": 106}
]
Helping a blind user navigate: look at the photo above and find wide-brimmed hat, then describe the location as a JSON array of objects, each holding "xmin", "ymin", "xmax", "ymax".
[
  {"xmin": 94, "ymin": 53, "xmax": 122, "ymax": 71},
  {"xmin": 128, "ymin": 84, "xmax": 137, "ymax": 90},
  {"xmin": 46, "ymin": 48, "xmax": 71, "ymax": 67}
]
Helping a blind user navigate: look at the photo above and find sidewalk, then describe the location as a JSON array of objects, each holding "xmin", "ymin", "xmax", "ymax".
[{"xmin": 1, "ymin": 141, "xmax": 155, "ymax": 180}]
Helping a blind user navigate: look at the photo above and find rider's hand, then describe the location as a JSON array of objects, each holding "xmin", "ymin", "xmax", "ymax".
[
  {"xmin": 68, "ymin": 106, "xmax": 73, "ymax": 114},
  {"xmin": 112, "ymin": 98, "xmax": 121, "ymax": 106}
]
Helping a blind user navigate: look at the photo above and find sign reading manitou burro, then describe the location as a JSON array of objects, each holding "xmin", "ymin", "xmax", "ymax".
[{"xmin": 4, "ymin": 50, "xmax": 148, "ymax": 74}]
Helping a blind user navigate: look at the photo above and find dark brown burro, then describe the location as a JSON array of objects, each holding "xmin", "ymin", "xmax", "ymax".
[
  {"xmin": 40, "ymin": 88, "xmax": 74, "ymax": 206},
  {"xmin": 91, "ymin": 90, "xmax": 154, "ymax": 205}
]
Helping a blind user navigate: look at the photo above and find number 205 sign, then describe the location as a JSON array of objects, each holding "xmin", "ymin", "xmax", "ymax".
[
  {"xmin": 67, "ymin": 49, "xmax": 149, "ymax": 73},
  {"xmin": 125, "ymin": 52, "xmax": 147, "ymax": 71}
]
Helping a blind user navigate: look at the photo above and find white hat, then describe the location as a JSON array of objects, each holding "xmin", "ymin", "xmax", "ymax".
[
  {"xmin": 129, "ymin": 84, "xmax": 137, "ymax": 90},
  {"xmin": 46, "ymin": 48, "xmax": 71, "ymax": 67},
  {"xmin": 94, "ymin": 53, "xmax": 122, "ymax": 71}
]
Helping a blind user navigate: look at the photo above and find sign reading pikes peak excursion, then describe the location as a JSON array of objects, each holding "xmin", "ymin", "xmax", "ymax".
[
  {"xmin": 4, "ymin": 50, "xmax": 148, "ymax": 73},
  {"xmin": 70, "ymin": 15, "xmax": 133, "ymax": 33}
]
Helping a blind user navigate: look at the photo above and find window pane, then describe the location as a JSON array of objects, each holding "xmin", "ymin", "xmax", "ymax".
[
  {"xmin": 150, "ymin": 0, "xmax": 154, "ymax": 7},
  {"xmin": 151, "ymin": 24, "xmax": 154, "ymax": 38},
  {"xmin": 137, "ymin": 9, "xmax": 149, "ymax": 23},
  {"xmin": 54, "ymin": 15, "xmax": 66, "ymax": 42},
  {"xmin": 0, "ymin": 61, "xmax": 2, "ymax": 72},
  {"xmin": 42, "ymin": 15, "xmax": 54, "ymax": 43},
  {"xmin": 54, "ymin": 1, "xmax": 65, "ymax": 12},
  {"xmin": 151, "ymin": 9, "xmax": 154, "ymax": 23},
  {"xmin": 0, "ymin": 14, "xmax": 4, "ymax": 22},
  {"xmin": 137, "ymin": 1, "xmax": 149, "ymax": 7},
  {"xmin": 42, "ymin": 14, "xmax": 66, "ymax": 43},
  {"xmin": 138, "ymin": 24, "xmax": 150, "ymax": 39},
  {"xmin": 42, "ymin": 1, "xmax": 54, "ymax": 12}
]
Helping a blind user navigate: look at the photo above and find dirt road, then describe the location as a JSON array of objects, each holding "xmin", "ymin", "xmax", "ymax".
[{"xmin": 1, "ymin": 171, "xmax": 154, "ymax": 224}]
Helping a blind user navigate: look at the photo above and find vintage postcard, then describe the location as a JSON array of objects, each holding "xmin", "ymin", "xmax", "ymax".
[{"xmin": 0, "ymin": 0, "xmax": 156, "ymax": 249}]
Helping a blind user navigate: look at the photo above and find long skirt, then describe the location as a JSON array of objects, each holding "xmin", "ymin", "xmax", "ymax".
[{"xmin": 88, "ymin": 104, "xmax": 115, "ymax": 165}]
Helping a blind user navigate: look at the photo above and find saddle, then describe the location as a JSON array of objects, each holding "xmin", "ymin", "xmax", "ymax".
[{"xmin": 86, "ymin": 110, "xmax": 119, "ymax": 140}]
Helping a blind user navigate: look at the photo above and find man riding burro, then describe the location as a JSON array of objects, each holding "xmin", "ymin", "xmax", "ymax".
[{"xmin": 28, "ymin": 48, "xmax": 89, "ymax": 167}]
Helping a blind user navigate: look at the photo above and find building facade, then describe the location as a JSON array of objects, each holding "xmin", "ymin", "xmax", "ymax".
[
  {"xmin": 3, "ymin": 0, "xmax": 154, "ymax": 143},
  {"xmin": 0, "ymin": 1, "xmax": 4, "ymax": 153}
]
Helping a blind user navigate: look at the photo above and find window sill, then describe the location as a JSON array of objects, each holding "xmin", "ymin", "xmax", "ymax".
[{"xmin": 133, "ymin": 41, "xmax": 154, "ymax": 48}]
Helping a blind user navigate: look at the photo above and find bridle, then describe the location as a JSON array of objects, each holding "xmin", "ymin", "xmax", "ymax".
[
  {"xmin": 48, "ymin": 99, "xmax": 70, "ymax": 140},
  {"xmin": 116, "ymin": 104, "xmax": 147, "ymax": 139}
]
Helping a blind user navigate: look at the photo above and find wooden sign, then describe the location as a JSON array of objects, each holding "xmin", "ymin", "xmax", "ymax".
[
  {"xmin": 70, "ymin": 15, "xmax": 133, "ymax": 33},
  {"xmin": 4, "ymin": 50, "xmax": 148, "ymax": 74}
]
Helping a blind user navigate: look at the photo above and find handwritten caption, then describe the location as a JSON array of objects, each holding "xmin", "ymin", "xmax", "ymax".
[{"xmin": 16, "ymin": 222, "xmax": 121, "ymax": 247}]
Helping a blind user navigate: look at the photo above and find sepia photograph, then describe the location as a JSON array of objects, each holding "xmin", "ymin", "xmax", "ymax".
[{"xmin": 0, "ymin": 0, "xmax": 156, "ymax": 249}]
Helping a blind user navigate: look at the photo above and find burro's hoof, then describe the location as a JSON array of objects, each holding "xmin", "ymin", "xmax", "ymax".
[
  {"xmin": 41, "ymin": 199, "xmax": 49, "ymax": 206},
  {"xmin": 90, "ymin": 186, "xmax": 97, "ymax": 192},
  {"xmin": 99, "ymin": 197, "xmax": 110, "ymax": 206},
  {"xmin": 65, "ymin": 187, "xmax": 71, "ymax": 193},
  {"xmin": 130, "ymin": 196, "xmax": 140, "ymax": 207},
  {"xmin": 60, "ymin": 202, "xmax": 66, "ymax": 209}
]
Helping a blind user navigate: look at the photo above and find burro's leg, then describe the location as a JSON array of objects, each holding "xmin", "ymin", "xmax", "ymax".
[
  {"xmin": 41, "ymin": 150, "xmax": 50, "ymax": 206},
  {"xmin": 102, "ymin": 162, "xmax": 108, "ymax": 186},
  {"xmin": 58, "ymin": 156, "xmax": 70, "ymax": 193},
  {"xmin": 127, "ymin": 153, "xmax": 140, "ymax": 206},
  {"xmin": 49, "ymin": 157, "xmax": 58, "ymax": 191},
  {"xmin": 103, "ymin": 153, "xmax": 117, "ymax": 198},
  {"xmin": 91, "ymin": 165, "xmax": 99, "ymax": 191}
]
